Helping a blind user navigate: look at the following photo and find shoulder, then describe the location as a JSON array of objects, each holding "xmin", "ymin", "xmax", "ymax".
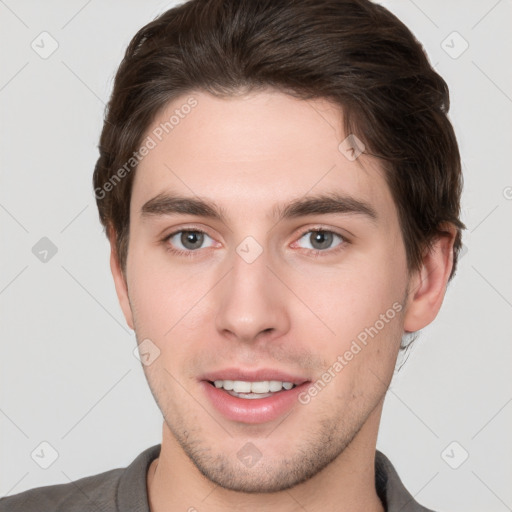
[
  {"xmin": 375, "ymin": 450, "xmax": 438, "ymax": 512},
  {"xmin": 0, "ymin": 467, "xmax": 123, "ymax": 512},
  {"xmin": 0, "ymin": 444, "xmax": 161, "ymax": 512}
]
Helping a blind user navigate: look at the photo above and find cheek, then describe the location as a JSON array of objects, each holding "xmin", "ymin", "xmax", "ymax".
[
  {"xmin": 127, "ymin": 248, "xmax": 185, "ymax": 334},
  {"xmin": 296, "ymin": 248, "xmax": 407, "ymax": 380},
  {"xmin": 127, "ymin": 246, "xmax": 217, "ymax": 354},
  {"xmin": 314, "ymin": 273, "xmax": 404, "ymax": 400},
  {"xmin": 306, "ymin": 244, "xmax": 405, "ymax": 330}
]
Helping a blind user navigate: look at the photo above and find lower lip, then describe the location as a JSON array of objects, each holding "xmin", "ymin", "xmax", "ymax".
[{"xmin": 201, "ymin": 381, "xmax": 310, "ymax": 424}]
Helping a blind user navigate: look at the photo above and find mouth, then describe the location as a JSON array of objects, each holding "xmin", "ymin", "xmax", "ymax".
[{"xmin": 199, "ymin": 370, "xmax": 311, "ymax": 424}]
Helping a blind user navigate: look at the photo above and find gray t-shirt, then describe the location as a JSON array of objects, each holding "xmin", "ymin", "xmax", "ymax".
[{"xmin": 0, "ymin": 445, "xmax": 436, "ymax": 511}]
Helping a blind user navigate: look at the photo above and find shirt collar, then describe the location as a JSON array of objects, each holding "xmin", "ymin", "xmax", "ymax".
[
  {"xmin": 375, "ymin": 450, "xmax": 435, "ymax": 511},
  {"xmin": 119, "ymin": 445, "xmax": 434, "ymax": 512}
]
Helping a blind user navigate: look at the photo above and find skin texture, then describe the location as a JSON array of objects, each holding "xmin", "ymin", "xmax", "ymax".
[{"xmin": 109, "ymin": 89, "xmax": 456, "ymax": 512}]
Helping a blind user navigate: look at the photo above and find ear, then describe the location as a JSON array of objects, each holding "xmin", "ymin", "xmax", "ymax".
[
  {"xmin": 403, "ymin": 224, "xmax": 457, "ymax": 333},
  {"xmin": 108, "ymin": 226, "xmax": 134, "ymax": 330}
]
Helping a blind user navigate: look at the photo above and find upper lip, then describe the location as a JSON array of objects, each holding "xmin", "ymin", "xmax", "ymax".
[{"xmin": 200, "ymin": 368, "xmax": 310, "ymax": 386}]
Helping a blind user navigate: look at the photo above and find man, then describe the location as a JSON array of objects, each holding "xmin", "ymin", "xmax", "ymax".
[{"xmin": 0, "ymin": 0, "xmax": 465, "ymax": 510}]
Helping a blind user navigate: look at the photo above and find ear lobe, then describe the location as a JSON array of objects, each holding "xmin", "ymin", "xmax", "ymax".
[
  {"xmin": 403, "ymin": 225, "xmax": 456, "ymax": 333},
  {"xmin": 108, "ymin": 226, "xmax": 134, "ymax": 331}
]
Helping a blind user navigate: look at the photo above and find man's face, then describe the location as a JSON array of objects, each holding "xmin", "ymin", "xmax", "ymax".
[{"xmin": 118, "ymin": 89, "xmax": 410, "ymax": 492}]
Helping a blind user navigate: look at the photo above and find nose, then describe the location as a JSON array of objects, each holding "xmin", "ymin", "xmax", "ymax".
[{"xmin": 214, "ymin": 242, "xmax": 291, "ymax": 344}]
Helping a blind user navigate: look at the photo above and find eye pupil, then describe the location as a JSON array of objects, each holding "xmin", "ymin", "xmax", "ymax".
[
  {"xmin": 181, "ymin": 231, "xmax": 204, "ymax": 249},
  {"xmin": 310, "ymin": 231, "xmax": 333, "ymax": 250}
]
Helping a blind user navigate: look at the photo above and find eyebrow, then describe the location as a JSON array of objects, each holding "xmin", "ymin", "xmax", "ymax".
[{"xmin": 140, "ymin": 191, "xmax": 378, "ymax": 224}]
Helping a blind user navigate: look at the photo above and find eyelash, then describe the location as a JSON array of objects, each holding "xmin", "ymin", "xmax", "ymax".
[{"xmin": 161, "ymin": 226, "xmax": 349, "ymax": 259}]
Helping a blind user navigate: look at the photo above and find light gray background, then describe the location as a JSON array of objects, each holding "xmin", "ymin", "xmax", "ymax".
[{"xmin": 1, "ymin": 1, "xmax": 511, "ymax": 510}]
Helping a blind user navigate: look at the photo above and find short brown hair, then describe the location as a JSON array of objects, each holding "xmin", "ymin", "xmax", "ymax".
[{"xmin": 93, "ymin": 0, "xmax": 465, "ymax": 284}]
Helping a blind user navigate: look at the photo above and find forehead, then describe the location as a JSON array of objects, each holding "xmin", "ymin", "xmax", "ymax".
[{"xmin": 131, "ymin": 89, "xmax": 395, "ymax": 223}]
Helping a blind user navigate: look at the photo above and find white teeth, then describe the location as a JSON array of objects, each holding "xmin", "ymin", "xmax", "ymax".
[
  {"xmin": 233, "ymin": 380, "xmax": 252, "ymax": 393},
  {"xmin": 250, "ymin": 381, "xmax": 270, "ymax": 393},
  {"xmin": 269, "ymin": 380, "xmax": 283, "ymax": 392},
  {"xmin": 212, "ymin": 379, "xmax": 296, "ymax": 394},
  {"xmin": 222, "ymin": 380, "xmax": 234, "ymax": 390}
]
